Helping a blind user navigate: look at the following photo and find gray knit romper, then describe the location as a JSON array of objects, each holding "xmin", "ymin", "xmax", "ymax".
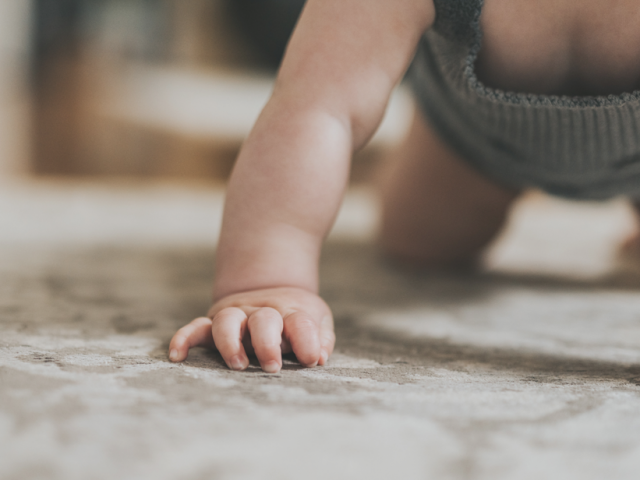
[{"xmin": 409, "ymin": 0, "xmax": 640, "ymax": 200}]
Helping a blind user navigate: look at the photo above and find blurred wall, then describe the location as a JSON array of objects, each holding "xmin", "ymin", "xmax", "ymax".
[
  {"xmin": 0, "ymin": 0, "xmax": 32, "ymax": 177},
  {"xmin": 30, "ymin": 0, "xmax": 261, "ymax": 179},
  {"xmin": 26, "ymin": 0, "xmax": 399, "ymax": 182}
]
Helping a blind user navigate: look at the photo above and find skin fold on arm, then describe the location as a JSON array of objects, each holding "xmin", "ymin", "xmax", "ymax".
[{"xmin": 169, "ymin": 0, "xmax": 435, "ymax": 373}]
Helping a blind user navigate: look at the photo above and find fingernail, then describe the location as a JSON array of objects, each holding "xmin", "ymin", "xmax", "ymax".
[
  {"xmin": 320, "ymin": 351, "xmax": 328, "ymax": 365},
  {"xmin": 169, "ymin": 349, "xmax": 179, "ymax": 362},
  {"xmin": 229, "ymin": 355, "xmax": 246, "ymax": 371},
  {"xmin": 263, "ymin": 361, "xmax": 280, "ymax": 374}
]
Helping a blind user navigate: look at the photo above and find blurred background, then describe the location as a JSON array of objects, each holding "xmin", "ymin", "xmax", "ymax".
[{"xmin": 0, "ymin": 0, "xmax": 412, "ymax": 183}]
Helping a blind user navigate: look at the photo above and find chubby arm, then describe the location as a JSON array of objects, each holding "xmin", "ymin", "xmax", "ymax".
[{"xmin": 170, "ymin": 0, "xmax": 434, "ymax": 372}]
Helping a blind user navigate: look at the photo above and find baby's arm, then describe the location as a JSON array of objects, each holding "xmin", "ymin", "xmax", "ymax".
[{"xmin": 169, "ymin": 0, "xmax": 434, "ymax": 372}]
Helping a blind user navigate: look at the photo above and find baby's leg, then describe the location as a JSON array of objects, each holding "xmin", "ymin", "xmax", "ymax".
[
  {"xmin": 379, "ymin": 110, "xmax": 520, "ymax": 267},
  {"xmin": 619, "ymin": 201, "xmax": 640, "ymax": 257}
]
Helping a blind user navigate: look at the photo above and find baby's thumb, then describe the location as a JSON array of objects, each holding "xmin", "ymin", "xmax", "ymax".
[
  {"xmin": 318, "ymin": 315, "xmax": 335, "ymax": 365},
  {"xmin": 284, "ymin": 311, "xmax": 321, "ymax": 367}
]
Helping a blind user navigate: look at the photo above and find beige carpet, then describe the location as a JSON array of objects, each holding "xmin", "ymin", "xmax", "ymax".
[{"xmin": 2, "ymin": 180, "xmax": 640, "ymax": 480}]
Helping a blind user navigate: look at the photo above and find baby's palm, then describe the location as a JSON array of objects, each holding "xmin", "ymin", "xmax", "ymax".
[{"xmin": 169, "ymin": 287, "xmax": 334, "ymax": 373}]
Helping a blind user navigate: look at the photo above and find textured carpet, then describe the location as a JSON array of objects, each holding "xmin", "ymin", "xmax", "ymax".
[{"xmin": 2, "ymin": 181, "xmax": 640, "ymax": 480}]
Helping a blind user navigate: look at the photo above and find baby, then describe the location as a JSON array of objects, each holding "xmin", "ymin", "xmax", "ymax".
[{"xmin": 168, "ymin": 0, "xmax": 640, "ymax": 373}]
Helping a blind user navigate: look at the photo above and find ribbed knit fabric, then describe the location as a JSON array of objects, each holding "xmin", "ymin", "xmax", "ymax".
[{"xmin": 409, "ymin": 0, "xmax": 640, "ymax": 199}]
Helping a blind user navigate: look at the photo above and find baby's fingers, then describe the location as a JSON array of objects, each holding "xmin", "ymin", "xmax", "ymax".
[
  {"xmin": 248, "ymin": 307, "xmax": 284, "ymax": 374},
  {"xmin": 319, "ymin": 315, "xmax": 335, "ymax": 366},
  {"xmin": 284, "ymin": 312, "xmax": 321, "ymax": 368},
  {"xmin": 211, "ymin": 307, "xmax": 250, "ymax": 371},
  {"xmin": 169, "ymin": 317, "xmax": 215, "ymax": 362}
]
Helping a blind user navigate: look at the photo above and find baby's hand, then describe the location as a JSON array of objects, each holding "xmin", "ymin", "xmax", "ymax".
[{"xmin": 168, "ymin": 287, "xmax": 335, "ymax": 373}]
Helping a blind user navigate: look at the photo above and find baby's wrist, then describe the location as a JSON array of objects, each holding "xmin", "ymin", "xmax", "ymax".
[
  {"xmin": 213, "ymin": 257, "xmax": 319, "ymax": 303},
  {"xmin": 212, "ymin": 282, "xmax": 318, "ymax": 305}
]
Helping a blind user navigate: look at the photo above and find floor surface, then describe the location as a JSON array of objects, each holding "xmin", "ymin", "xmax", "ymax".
[{"xmin": 2, "ymin": 180, "xmax": 640, "ymax": 480}]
